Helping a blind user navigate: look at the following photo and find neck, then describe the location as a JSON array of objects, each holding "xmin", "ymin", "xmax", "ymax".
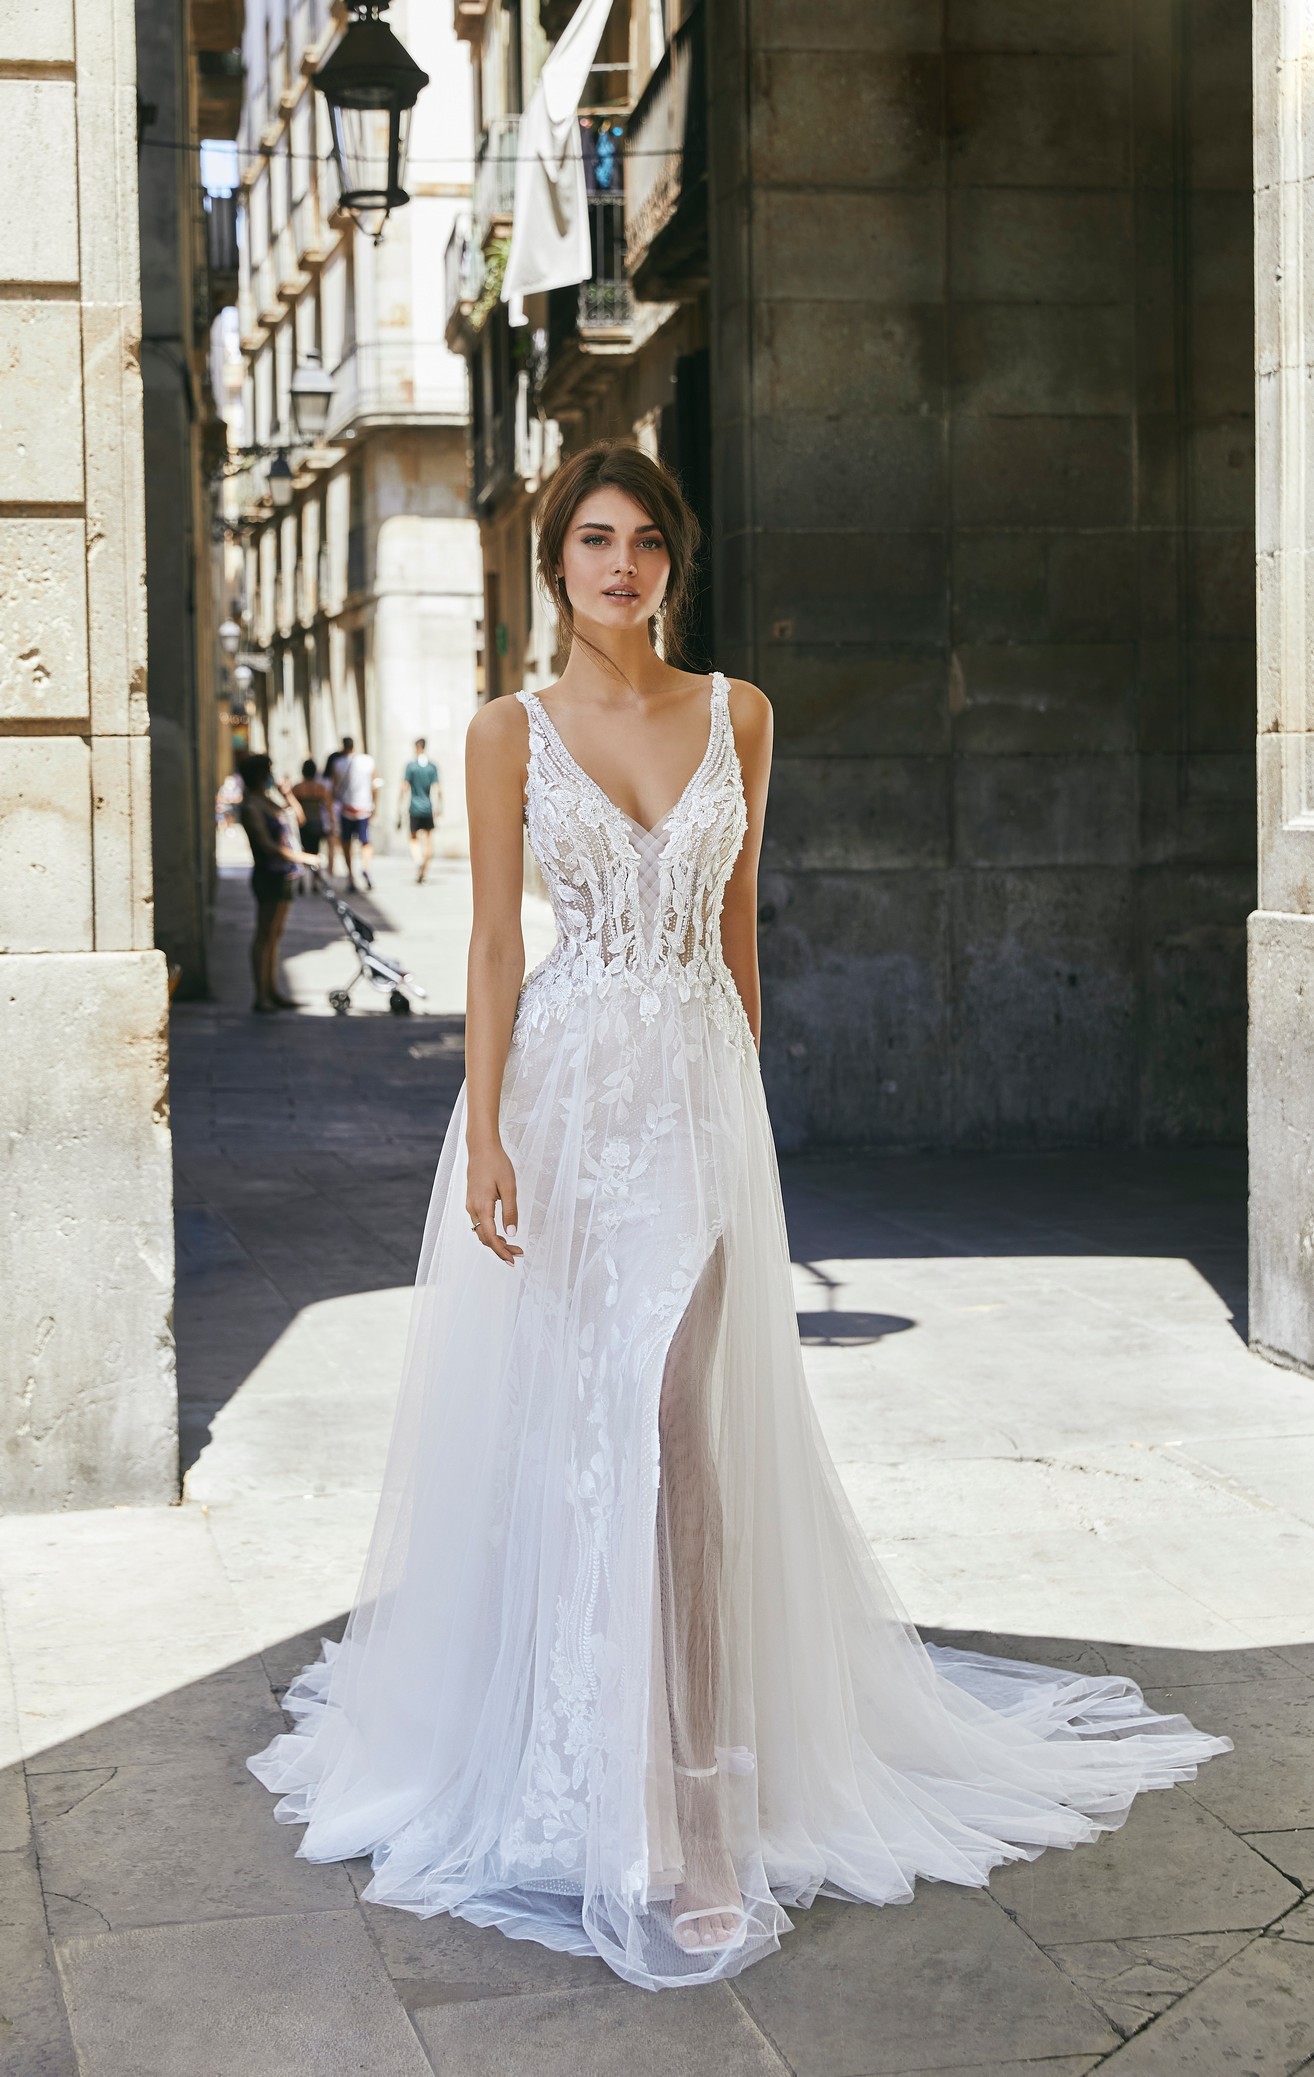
[{"xmin": 558, "ymin": 620, "xmax": 665, "ymax": 699}]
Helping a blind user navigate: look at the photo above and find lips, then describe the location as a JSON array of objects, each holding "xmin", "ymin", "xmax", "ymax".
[{"xmin": 602, "ymin": 587, "xmax": 639, "ymax": 600}]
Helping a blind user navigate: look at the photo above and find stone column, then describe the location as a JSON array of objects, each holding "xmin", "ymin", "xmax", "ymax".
[
  {"xmin": 0, "ymin": 0, "xmax": 178, "ymax": 1506},
  {"xmin": 1251, "ymin": 0, "xmax": 1314, "ymax": 1376}
]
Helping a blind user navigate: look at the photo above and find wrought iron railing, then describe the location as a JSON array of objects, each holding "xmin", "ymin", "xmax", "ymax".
[
  {"xmin": 473, "ymin": 116, "xmax": 520, "ymax": 245},
  {"xmin": 326, "ymin": 341, "xmax": 467, "ymax": 435},
  {"xmin": 444, "ymin": 213, "xmax": 484, "ymax": 332}
]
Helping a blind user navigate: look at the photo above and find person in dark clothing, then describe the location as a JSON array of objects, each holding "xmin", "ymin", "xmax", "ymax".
[
  {"xmin": 290, "ymin": 757, "xmax": 334, "ymax": 892},
  {"xmin": 238, "ymin": 753, "xmax": 312, "ymax": 1012}
]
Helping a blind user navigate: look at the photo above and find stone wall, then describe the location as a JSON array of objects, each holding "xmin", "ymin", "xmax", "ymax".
[
  {"xmin": 0, "ymin": 0, "xmax": 178, "ymax": 1507},
  {"xmin": 1250, "ymin": 0, "xmax": 1314, "ymax": 1376},
  {"xmin": 710, "ymin": 0, "xmax": 1254, "ymax": 1149}
]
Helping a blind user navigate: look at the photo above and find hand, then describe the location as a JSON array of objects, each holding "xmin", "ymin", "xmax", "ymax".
[{"xmin": 465, "ymin": 1141, "xmax": 522, "ymax": 1265}]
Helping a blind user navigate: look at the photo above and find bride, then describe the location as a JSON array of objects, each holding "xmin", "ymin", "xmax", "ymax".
[{"xmin": 249, "ymin": 441, "xmax": 1229, "ymax": 1990}]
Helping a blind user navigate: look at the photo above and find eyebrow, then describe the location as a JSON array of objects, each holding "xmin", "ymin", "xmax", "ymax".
[{"xmin": 572, "ymin": 517, "xmax": 664, "ymax": 533}]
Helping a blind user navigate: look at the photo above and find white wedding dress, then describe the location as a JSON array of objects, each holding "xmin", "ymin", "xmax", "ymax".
[{"xmin": 249, "ymin": 670, "xmax": 1230, "ymax": 1989}]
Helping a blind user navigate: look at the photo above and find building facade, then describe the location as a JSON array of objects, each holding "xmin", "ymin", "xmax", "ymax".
[
  {"xmin": 1, "ymin": 0, "xmax": 177, "ymax": 1509},
  {"xmin": 446, "ymin": 1, "xmax": 1257, "ymax": 1162},
  {"xmin": 231, "ymin": 0, "xmax": 481, "ymax": 849}
]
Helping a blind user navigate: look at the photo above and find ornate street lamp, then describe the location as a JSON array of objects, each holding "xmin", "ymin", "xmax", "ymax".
[
  {"xmin": 313, "ymin": 3, "xmax": 430, "ymax": 242},
  {"xmin": 290, "ymin": 350, "xmax": 335, "ymax": 440},
  {"xmin": 268, "ymin": 449, "xmax": 294, "ymax": 509},
  {"xmin": 217, "ymin": 615, "xmax": 242, "ymax": 660}
]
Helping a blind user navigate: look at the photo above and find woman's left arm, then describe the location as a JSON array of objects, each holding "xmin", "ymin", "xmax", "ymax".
[{"xmin": 720, "ymin": 680, "xmax": 774, "ymax": 1052}]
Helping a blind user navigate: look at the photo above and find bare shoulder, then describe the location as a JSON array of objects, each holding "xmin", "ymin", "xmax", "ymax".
[
  {"xmin": 723, "ymin": 677, "xmax": 772, "ymax": 745},
  {"xmin": 467, "ymin": 691, "xmax": 529, "ymax": 759}
]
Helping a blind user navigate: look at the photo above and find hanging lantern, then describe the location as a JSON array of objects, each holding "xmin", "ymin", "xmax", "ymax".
[
  {"xmin": 268, "ymin": 449, "xmax": 294, "ymax": 509},
  {"xmin": 313, "ymin": 2, "xmax": 430, "ymax": 241},
  {"xmin": 290, "ymin": 350, "xmax": 335, "ymax": 439}
]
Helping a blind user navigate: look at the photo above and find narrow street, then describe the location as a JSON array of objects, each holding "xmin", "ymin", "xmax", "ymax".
[{"xmin": 3, "ymin": 853, "xmax": 1313, "ymax": 2076}]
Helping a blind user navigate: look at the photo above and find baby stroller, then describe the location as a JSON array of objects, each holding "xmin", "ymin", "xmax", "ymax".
[{"xmin": 308, "ymin": 866, "xmax": 428, "ymax": 1017}]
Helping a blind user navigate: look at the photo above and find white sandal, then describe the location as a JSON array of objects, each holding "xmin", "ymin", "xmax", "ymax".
[{"xmin": 671, "ymin": 1762, "xmax": 748, "ymax": 1954}]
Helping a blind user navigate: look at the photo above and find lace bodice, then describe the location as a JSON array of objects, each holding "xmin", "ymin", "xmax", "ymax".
[{"xmin": 513, "ymin": 672, "xmax": 750, "ymax": 1053}]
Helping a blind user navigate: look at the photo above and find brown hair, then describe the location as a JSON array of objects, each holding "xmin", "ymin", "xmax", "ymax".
[{"xmin": 534, "ymin": 441, "xmax": 702, "ymax": 668}]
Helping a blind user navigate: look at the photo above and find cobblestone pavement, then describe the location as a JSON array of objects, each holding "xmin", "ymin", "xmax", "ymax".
[{"xmin": 3, "ymin": 853, "xmax": 1313, "ymax": 2076}]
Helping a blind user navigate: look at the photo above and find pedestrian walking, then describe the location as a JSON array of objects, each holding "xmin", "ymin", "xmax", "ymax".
[
  {"xmin": 321, "ymin": 738, "xmax": 350, "ymax": 878},
  {"xmin": 289, "ymin": 758, "xmax": 334, "ymax": 892},
  {"xmin": 237, "ymin": 752, "xmax": 313, "ymax": 1012},
  {"xmin": 397, "ymin": 736, "xmax": 441, "ymax": 883},
  {"xmin": 249, "ymin": 444, "xmax": 1229, "ymax": 1987},
  {"xmin": 333, "ymin": 735, "xmax": 379, "ymax": 892}
]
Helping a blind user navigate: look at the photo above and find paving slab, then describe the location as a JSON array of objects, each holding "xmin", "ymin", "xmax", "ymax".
[
  {"xmin": 56, "ymin": 1910, "xmax": 433, "ymax": 2077},
  {"xmin": 1041, "ymin": 1929, "xmax": 1255, "ymax": 2037},
  {"xmin": 410, "ymin": 1980, "xmax": 788, "ymax": 2076},
  {"xmin": 731, "ymin": 1889, "xmax": 1119, "ymax": 2077},
  {"xmin": 2, "ymin": 1916, "xmax": 79, "ymax": 2077},
  {"xmin": 1245, "ymin": 1829, "xmax": 1314, "ymax": 1889},
  {"xmin": 28, "ymin": 1753, "xmax": 353, "ymax": 1934},
  {"xmin": 989, "ymin": 1782, "xmax": 1298, "ymax": 1944},
  {"xmin": 1147, "ymin": 1680, "xmax": 1314, "ymax": 1832},
  {"xmin": 346, "ymin": 1859, "xmax": 621, "ymax": 2001},
  {"xmin": 1094, "ymin": 1932, "xmax": 1314, "ymax": 2072}
]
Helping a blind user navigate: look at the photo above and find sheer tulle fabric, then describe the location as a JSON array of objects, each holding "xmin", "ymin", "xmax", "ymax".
[{"xmin": 249, "ymin": 674, "xmax": 1230, "ymax": 1990}]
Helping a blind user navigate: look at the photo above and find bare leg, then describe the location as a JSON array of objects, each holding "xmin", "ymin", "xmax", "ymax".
[
  {"xmin": 656, "ymin": 1239, "xmax": 742, "ymax": 1951},
  {"xmin": 266, "ymin": 898, "xmax": 295, "ymax": 1007},
  {"xmin": 251, "ymin": 900, "xmax": 278, "ymax": 1009}
]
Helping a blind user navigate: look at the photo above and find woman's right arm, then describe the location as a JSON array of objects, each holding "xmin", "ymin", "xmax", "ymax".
[{"xmin": 463, "ymin": 698, "xmax": 529, "ymax": 1266}]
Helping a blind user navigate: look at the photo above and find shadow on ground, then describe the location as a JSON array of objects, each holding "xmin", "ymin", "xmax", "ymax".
[{"xmin": 11, "ymin": 1620, "xmax": 1311, "ymax": 2076}]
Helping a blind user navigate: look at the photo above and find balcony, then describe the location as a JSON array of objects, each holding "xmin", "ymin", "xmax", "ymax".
[
  {"xmin": 624, "ymin": 0, "xmax": 707, "ymax": 302},
  {"xmin": 325, "ymin": 340, "xmax": 466, "ymax": 438},
  {"xmin": 542, "ymin": 194, "xmax": 635, "ymax": 414},
  {"xmin": 346, "ymin": 525, "xmax": 367, "ymax": 598},
  {"xmin": 206, "ymin": 191, "xmax": 239, "ymax": 309},
  {"xmin": 444, "ymin": 213, "xmax": 485, "ymax": 349},
  {"xmin": 473, "ymin": 116, "xmax": 519, "ymax": 247}
]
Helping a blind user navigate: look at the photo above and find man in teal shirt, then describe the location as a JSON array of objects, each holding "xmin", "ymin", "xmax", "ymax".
[{"xmin": 399, "ymin": 738, "xmax": 441, "ymax": 883}]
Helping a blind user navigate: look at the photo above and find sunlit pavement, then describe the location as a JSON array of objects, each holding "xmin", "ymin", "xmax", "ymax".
[{"xmin": 3, "ymin": 849, "xmax": 1313, "ymax": 2076}]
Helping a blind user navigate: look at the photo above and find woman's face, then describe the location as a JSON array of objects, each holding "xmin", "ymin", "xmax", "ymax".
[{"xmin": 557, "ymin": 485, "xmax": 671, "ymax": 633}]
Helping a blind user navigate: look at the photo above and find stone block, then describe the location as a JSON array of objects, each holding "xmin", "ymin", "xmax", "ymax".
[
  {"xmin": 947, "ymin": 54, "xmax": 1130, "ymax": 187},
  {"xmin": 1, "ymin": 0, "xmax": 74, "ymax": 61},
  {"xmin": 759, "ymin": 868, "xmax": 949, "ymax": 1148},
  {"xmin": 1187, "ymin": 533, "xmax": 1256, "ymax": 645},
  {"xmin": 80, "ymin": 299, "xmax": 148, "ymax": 739},
  {"xmin": 951, "ymin": 643, "xmax": 1136, "ymax": 754},
  {"xmin": 0, "ymin": 82, "xmax": 79, "ymax": 285},
  {"xmin": 1185, "ymin": 640, "xmax": 1257, "ymax": 751},
  {"xmin": 949, "ymin": 188, "xmax": 1132, "ymax": 303},
  {"xmin": 950, "ymin": 304, "xmax": 1134, "ymax": 417},
  {"xmin": 1136, "ymin": 755, "xmax": 1254, "ymax": 869},
  {"xmin": 947, "ymin": 0, "xmax": 1127, "ymax": 52},
  {"xmin": 952, "ymin": 753, "xmax": 1136, "ymax": 867},
  {"xmin": 1047, "ymin": 532, "xmax": 1140, "ymax": 641},
  {"xmin": 412, "ymin": 1980, "xmax": 783, "ymax": 2077},
  {"xmin": 0, "ymin": 518, "xmax": 90, "ymax": 722},
  {"xmin": 1190, "ymin": 299, "xmax": 1257, "ymax": 419},
  {"xmin": 1189, "ymin": 416, "xmax": 1256, "ymax": 529},
  {"xmin": 56, "ymin": 1912, "xmax": 433, "ymax": 2077},
  {"xmin": 757, "ymin": 298, "xmax": 944, "ymax": 420},
  {"xmin": 950, "ymin": 868, "xmax": 1137, "ymax": 1144},
  {"xmin": 1190, "ymin": 191, "xmax": 1255, "ymax": 306},
  {"xmin": 1257, "ymin": 733, "xmax": 1314, "ymax": 917},
  {"xmin": 1187, "ymin": 0, "xmax": 1254, "ymax": 192},
  {"xmin": 29, "ymin": 1754, "xmax": 352, "ymax": 1932},
  {"xmin": 1138, "ymin": 865, "xmax": 1250, "ymax": 1140},
  {"xmin": 762, "ymin": 755, "xmax": 950, "ymax": 871},
  {"xmin": 1249, "ymin": 911, "xmax": 1314, "ymax": 1377},
  {"xmin": 756, "ymin": 0, "xmax": 942, "ymax": 53},
  {"xmin": 734, "ymin": 1888, "xmax": 1117, "ymax": 2075},
  {"xmin": 1092, "ymin": 1933, "xmax": 1314, "ymax": 2074},
  {"xmin": 752, "ymin": 50, "xmax": 944, "ymax": 188},
  {"xmin": 754, "ymin": 416, "xmax": 947, "ymax": 531},
  {"xmin": 953, "ymin": 415, "xmax": 1132, "ymax": 527},
  {"xmin": 757, "ymin": 531, "xmax": 947, "ymax": 647},
  {"xmin": 90, "ymin": 731, "xmax": 155, "ymax": 954},
  {"xmin": 0, "ymin": 304, "xmax": 84, "ymax": 505},
  {"xmin": 952, "ymin": 531, "xmax": 1049, "ymax": 644},
  {"xmin": 758, "ymin": 187, "xmax": 945, "ymax": 304},
  {"xmin": 991, "ymin": 1786, "xmax": 1294, "ymax": 1946},
  {"xmin": 1135, "ymin": 412, "xmax": 1183, "ymax": 527},
  {"xmin": 0, "ymin": 736, "xmax": 93, "ymax": 953},
  {"xmin": 0, "ymin": 951, "xmax": 176, "ymax": 1510},
  {"xmin": 767, "ymin": 645, "xmax": 951, "ymax": 757}
]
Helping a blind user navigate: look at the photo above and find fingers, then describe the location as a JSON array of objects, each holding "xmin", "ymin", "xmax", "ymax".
[{"xmin": 465, "ymin": 1178, "xmax": 523, "ymax": 1265}]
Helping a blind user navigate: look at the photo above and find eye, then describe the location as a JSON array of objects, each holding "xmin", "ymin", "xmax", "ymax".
[
  {"xmin": 580, "ymin": 533, "xmax": 609, "ymax": 546},
  {"xmin": 638, "ymin": 536, "xmax": 665, "ymax": 550}
]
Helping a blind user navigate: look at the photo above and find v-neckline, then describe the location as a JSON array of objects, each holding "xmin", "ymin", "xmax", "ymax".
[{"xmin": 527, "ymin": 675, "xmax": 719, "ymax": 839}]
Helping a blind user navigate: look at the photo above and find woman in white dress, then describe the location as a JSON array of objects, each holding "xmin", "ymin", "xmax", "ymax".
[{"xmin": 249, "ymin": 443, "xmax": 1230, "ymax": 1990}]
